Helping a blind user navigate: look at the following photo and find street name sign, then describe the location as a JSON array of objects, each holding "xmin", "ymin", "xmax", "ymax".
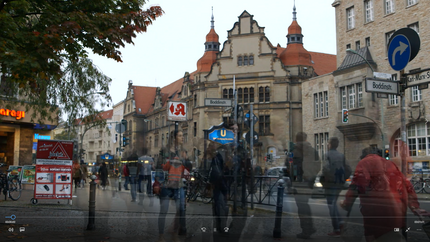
[
  {"xmin": 373, "ymin": 72, "xmax": 392, "ymax": 80},
  {"xmin": 405, "ymin": 70, "xmax": 430, "ymax": 88},
  {"xmin": 365, "ymin": 78, "xmax": 399, "ymax": 95},
  {"xmin": 204, "ymin": 98, "xmax": 232, "ymax": 107}
]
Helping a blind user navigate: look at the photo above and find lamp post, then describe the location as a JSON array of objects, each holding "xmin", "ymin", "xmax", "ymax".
[{"xmin": 346, "ymin": 49, "xmax": 386, "ymax": 149}]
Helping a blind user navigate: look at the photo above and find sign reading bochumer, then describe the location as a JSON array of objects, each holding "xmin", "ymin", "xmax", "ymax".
[
  {"xmin": 365, "ymin": 78, "xmax": 399, "ymax": 95},
  {"xmin": 204, "ymin": 98, "xmax": 232, "ymax": 107}
]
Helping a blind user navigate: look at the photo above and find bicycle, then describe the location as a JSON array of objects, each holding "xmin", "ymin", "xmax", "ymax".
[
  {"xmin": 186, "ymin": 171, "xmax": 212, "ymax": 203},
  {"xmin": 413, "ymin": 178, "xmax": 430, "ymax": 194},
  {"xmin": 0, "ymin": 163, "xmax": 22, "ymax": 201}
]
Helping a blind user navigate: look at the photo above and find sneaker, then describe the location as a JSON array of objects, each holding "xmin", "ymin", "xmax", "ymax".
[{"xmin": 328, "ymin": 231, "xmax": 341, "ymax": 238}]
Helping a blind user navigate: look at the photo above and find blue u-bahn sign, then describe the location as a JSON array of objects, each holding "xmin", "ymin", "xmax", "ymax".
[{"xmin": 208, "ymin": 128, "xmax": 235, "ymax": 145}]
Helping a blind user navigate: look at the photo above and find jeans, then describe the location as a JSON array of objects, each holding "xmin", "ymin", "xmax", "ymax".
[
  {"xmin": 124, "ymin": 176, "xmax": 130, "ymax": 190},
  {"xmin": 138, "ymin": 175, "xmax": 144, "ymax": 192},
  {"xmin": 130, "ymin": 176, "xmax": 137, "ymax": 201},
  {"xmin": 144, "ymin": 175, "xmax": 152, "ymax": 194},
  {"xmin": 158, "ymin": 187, "xmax": 186, "ymax": 234},
  {"xmin": 294, "ymin": 186, "xmax": 314, "ymax": 234},
  {"xmin": 212, "ymin": 184, "xmax": 228, "ymax": 231},
  {"xmin": 326, "ymin": 187, "xmax": 343, "ymax": 231}
]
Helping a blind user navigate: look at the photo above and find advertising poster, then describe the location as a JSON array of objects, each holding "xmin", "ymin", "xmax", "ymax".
[
  {"xmin": 36, "ymin": 140, "xmax": 74, "ymax": 166},
  {"xmin": 7, "ymin": 166, "xmax": 23, "ymax": 179},
  {"xmin": 21, "ymin": 165, "xmax": 36, "ymax": 184},
  {"xmin": 34, "ymin": 165, "xmax": 73, "ymax": 199}
]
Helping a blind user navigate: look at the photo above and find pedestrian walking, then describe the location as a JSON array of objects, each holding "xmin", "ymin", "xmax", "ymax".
[
  {"xmin": 99, "ymin": 162, "xmax": 108, "ymax": 190},
  {"xmin": 72, "ymin": 160, "xmax": 82, "ymax": 190},
  {"xmin": 291, "ymin": 131, "xmax": 320, "ymax": 239},
  {"xmin": 157, "ymin": 130, "xmax": 192, "ymax": 242},
  {"xmin": 123, "ymin": 163, "xmax": 130, "ymax": 190},
  {"xmin": 142, "ymin": 156, "xmax": 154, "ymax": 195},
  {"xmin": 341, "ymin": 147, "xmax": 424, "ymax": 242},
  {"xmin": 80, "ymin": 161, "xmax": 88, "ymax": 188},
  {"xmin": 207, "ymin": 141, "xmax": 229, "ymax": 234},
  {"xmin": 321, "ymin": 137, "xmax": 347, "ymax": 237}
]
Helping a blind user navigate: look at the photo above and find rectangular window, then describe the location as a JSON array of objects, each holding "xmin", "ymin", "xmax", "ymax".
[
  {"xmin": 194, "ymin": 94, "xmax": 197, "ymax": 107},
  {"xmin": 346, "ymin": 7, "xmax": 355, "ymax": 30},
  {"xmin": 385, "ymin": 0, "xmax": 395, "ymax": 14},
  {"xmin": 314, "ymin": 94, "xmax": 319, "ymax": 118},
  {"xmin": 357, "ymin": 83, "xmax": 363, "ymax": 107},
  {"xmin": 389, "ymin": 95, "xmax": 398, "ymax": 105},
  {"xmin": 154, "ymin": 135, "xmax": 158, "ymax": 148},
  {"xmin": 407, "ymin": 0, "xmax": 417, "ymax": 7},
  {"xmin": 346, "ymin": 44, "xmax": 351, "ymax": 50},
  {"xmin": 385, "ymin": 31, "xmax": 395, "ymax": 56},
  {"xmin": 365, "ymin": 37, "xmax": 371, "ymax": 46},
  {"xmin": 348, "ymin": 85, "xmax": 356, "ymax": 109},
  {"xmin": 258, "ymin": 115, "xmax": 270, "ymax": 135},
  {"xmin": 408, "ymin": 22, "xmax": 419, "ymax": 34},
  {"xmin": 315, "ymin": 134, "xmax": 319, "ymax": 157},
  {"xmin": 341, "ymin": 87, "xmax": 347, "ymax": 109},
  {"xmin": 319, "ymin": 93, "xmax": 324, "ymax": 118},
  {"xmin": 325, "ymin": 91, "xmax": 329, "ymax": 117},
  {"xmin": 193, "ymin": 122, "xmax": 197, "ymax": 137},
  {"xmin": 364, "ymin": 0, "xmax": 374, "ymax": 23},
  {"xmin": 412, "ymin": 86, "xmax": 422, "ymax": 102},
  {"xmin": 355, "ymin": 41, "xmax": 360, "ymax": 50}
]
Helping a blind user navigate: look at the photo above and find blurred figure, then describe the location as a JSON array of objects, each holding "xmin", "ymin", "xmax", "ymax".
[
  {"xmin": 207, "ymin": 141, "xmax": 229, "ymax": 235},
  {"xmin": 321, "ymin": 137, "xmax": 345, "ymax": 237},
  {"xmin": 72, "ymin": 160, "xmax": 82, "ymax": 190},
  {"xmin": 122, "ymin": 163, "xmax": 130, "ymax": 190},
  {"xmin": 99, "ymin": 162, "xmax": 108, "ymax": 190},
  {"xmin": 341, "ymin": 147, "xmax": 423, "ymax": 242},
  {"xmin": 291, "ymin": 132, "xmax": 320, "ymax": 239},
  {"xmin": 157, "ymin": 130, "xmax": 192, "ymax": 242},
  {"xmin": 143, "ymin": 157, "xmax": 155, "ymax": 195},
  {"xmin": 80, "ymin": 161, "xmax": 88, "ymax": 188}
]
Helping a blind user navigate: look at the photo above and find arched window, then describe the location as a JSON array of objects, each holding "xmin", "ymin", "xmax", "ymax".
[
  {"xmin": 244, "ymin": 88, "xmax": 249, "ymax": 103},
  {"xmin": 228, "ymin": 88, "xmax": 233, "ymax": 99},
  {"xmin": 238, "ymin": 88, "xmax": 243, "ymax": 103},
  {"xmin": 223, "ymin": 88, "xmax": 228, "ymax": 99},
  {"xmin": 244, "ymin": 55, "xmax": 248, "ymax": 65},
  {"xmin": 259, "ymin": 87, "xmax": 264, "ymax": 102},
  {"xmin": 265, "ymin": 86, "xmax": 270, "ymax": 102},
  {"xmin": 249, "ymin": 55, "xmax": 254, "ymax": 65},
  {"xmin": 238, "ymin": 56, "xmax": 242, "ymax": 66},
  {"xmin": 250, "ymin": 87, "xmax": 254, "ymax": 102}
]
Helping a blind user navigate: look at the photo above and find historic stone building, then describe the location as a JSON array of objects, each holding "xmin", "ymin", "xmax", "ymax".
[
  {"xmin": 303, "ymin": 0, "xmax": 429, "ymax": 174},
  {"xmin": 122, "ymin": 7, "xmax": 336, "ymax": 168}
]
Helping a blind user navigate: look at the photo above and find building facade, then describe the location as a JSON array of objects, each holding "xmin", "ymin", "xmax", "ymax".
[
  {"xmin": 303, "ymin": 0, "xmax": 429, "ymax": 174},
  {"xmin": 122, "ymin": 8, "xmax": 336, "ymax": 168}
]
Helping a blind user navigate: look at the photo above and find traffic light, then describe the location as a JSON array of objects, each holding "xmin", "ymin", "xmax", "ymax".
[
  {"xmin": 384, "ymin": 149, "xmax": 390, "ymax": 160},
  {"xmin": 342, "ymin": 109, "xmax": 349, "ymax": 123},
  {"xmin": 121, "ymin": 119, "xmax": 128, "ymax": 131},
  {"xmin": 115, "ymin": 134, "xmax": 118, "ymax": 142},
  {"xmin": 197, "ymin": 150, "xmax": 201, "ymax": 156},
  {"xmin": 123, "ymin": 137, "xmax": 130, "ymax": 147},
  {"xmin": 267, "ymin": 153, "xmax": 272, "ymax": 162}
]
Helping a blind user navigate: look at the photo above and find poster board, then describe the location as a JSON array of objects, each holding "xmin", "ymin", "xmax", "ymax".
[
  {"xmin": 34, "ymin": 140, "xmax": 74, "ymax": 200},
  {"xmin": 21, "ymin": 165, "xmax": 36, "ymax": 184},
  {"xmin": 7, "ymin": 166, "xmax": 23, "ymax": 179}
]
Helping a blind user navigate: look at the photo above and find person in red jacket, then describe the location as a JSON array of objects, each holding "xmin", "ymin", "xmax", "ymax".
[
  {"xmin": 341, "ymin": 147, "xmax": 423, "ymax": 242},
  {"xmin": 122, "ymin": 163, "xmax": 130, "ymax": 190},
  {"xmin": 157, "ymin": 130, "xmax": 192, "ymax": 242}
]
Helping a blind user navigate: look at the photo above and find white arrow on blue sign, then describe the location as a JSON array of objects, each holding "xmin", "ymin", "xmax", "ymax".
[{"xmin": 388, "ymin": 34, "xmax": 411, "ymax": 71}]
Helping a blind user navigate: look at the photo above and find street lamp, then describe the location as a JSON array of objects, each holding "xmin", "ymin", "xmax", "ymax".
[{"xmin": 346, "ymin": 48, "xmax": 385, "ymax": 149}]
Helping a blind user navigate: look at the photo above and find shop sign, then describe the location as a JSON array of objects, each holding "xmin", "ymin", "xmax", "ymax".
[
  {"xmin": 0, "ymin": 109, "xmax": 25, "ymax": 120},
  {"xmin": 34, "ymin": 134, "xmax": 51, "ymax": 140},
  {"xmin": 36, "ymin": 140, "xmax": 74, "ymax": 165}
]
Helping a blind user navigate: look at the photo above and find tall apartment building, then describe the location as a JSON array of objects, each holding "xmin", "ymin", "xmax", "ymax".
[{"xmin": 303, "ymin": 0, "xmax": 429, "ymax": 173}]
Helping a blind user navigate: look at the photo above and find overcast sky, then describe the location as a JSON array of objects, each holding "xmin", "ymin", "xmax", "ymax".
[{"xmin": 88, "ymin": 0, "xmax": 337, "ymax": 107}]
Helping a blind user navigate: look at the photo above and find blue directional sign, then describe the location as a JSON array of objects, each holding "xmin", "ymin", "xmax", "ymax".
[
  {"xmin": 388, "ymin": 34, "xmax": 411, "ymax": 71},
  {"xmin": 208, "ymin": 128, "xmax": 235, "ymax": 145}
]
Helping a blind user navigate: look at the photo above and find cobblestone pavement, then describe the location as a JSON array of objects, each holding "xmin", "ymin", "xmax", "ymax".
[{"xmin": 0, "ymin": 185, "xmax": 428, "ymax": 242}]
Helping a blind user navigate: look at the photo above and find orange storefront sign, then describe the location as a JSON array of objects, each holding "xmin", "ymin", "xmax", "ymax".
[{"xmin": 0, "ymin": 108, "xmax": 25, "ymax": 120}]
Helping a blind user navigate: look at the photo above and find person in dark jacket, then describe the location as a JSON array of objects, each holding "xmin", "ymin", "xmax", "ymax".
[
  {"xmin": 99, "ymin": 163, "xmax": 108, "ymax": 190},
  {"xmin": 321, "ymin": 137, "xmax": 345, "ymax": 237},
  {"xmin": 291, "ymin": 132, "xmax": 320, "ymax": 239}
]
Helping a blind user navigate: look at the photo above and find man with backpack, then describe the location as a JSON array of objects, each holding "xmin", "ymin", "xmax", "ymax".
[{"xmin": 321, "ymin": 137, "xmax": 349, "ymax": 237}]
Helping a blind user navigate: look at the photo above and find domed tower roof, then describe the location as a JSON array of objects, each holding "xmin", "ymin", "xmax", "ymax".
[
  {"xmin": 197, "ymin": 8, "xmax": 220, "ymax": 73},
  {"xmin": 279, "ymin": 3, "xmax": 312, "ymax": 66}
]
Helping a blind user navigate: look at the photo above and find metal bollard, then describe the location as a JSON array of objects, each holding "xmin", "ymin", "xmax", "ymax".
[
  {"xmin": 87, "ymin": 175, "xmax": 97, "ymax": 230},
  {"xmin": 273, "ymin": 179, "xmax": 285, "ymax": 238}
]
